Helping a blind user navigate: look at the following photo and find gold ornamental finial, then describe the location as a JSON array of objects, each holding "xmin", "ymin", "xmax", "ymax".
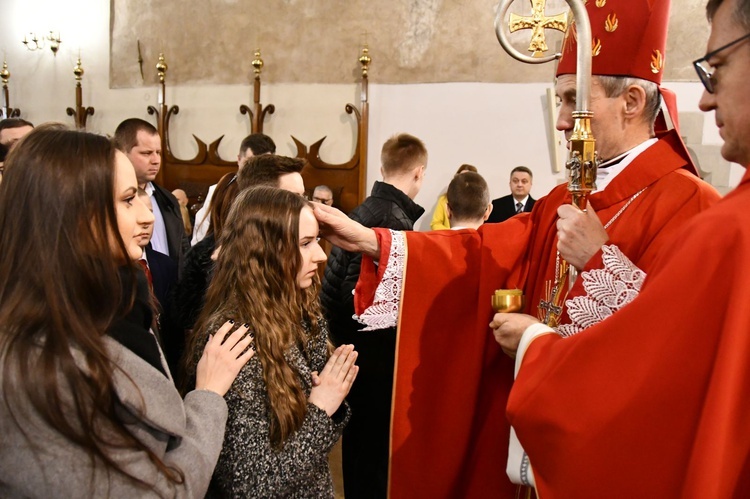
[
  {"xmin": 73, "ymin": 58, "xmax": 84, "ymax": 82},
  {"xmin": 156, "ymin": 53, "xmax": 168, "ymax": 83},
  {"xmin": 359, "ymin": 45, "xmax": 371, "ymax": 78},
  {"xmin": 252, "ymin": 49, "xmax": 264, "ymax": 77},
  {"xmin": 1, "ymin": 61, "xmax": 9, "ymax": 84},
  {"xmin": 508, "ymin": 0, "xmax": 568, "ymax": 57}
]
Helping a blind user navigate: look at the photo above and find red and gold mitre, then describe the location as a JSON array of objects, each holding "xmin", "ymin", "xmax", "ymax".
[{"xmin": 556, "ymin": 0, "xmax": 671, "ymax": 84}]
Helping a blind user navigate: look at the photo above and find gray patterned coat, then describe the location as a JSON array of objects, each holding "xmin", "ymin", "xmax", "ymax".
[{"xmin": 206, "ymin": 319, "xmax": 350, "ymax": 499}]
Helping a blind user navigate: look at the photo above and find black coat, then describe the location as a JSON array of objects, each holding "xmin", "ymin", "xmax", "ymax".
[
  {"xmin": 486, "ymin": 194, "xmax": 536, "ymax": 224},
  {"xmin": 321, "ymin": 181, "xmax": 424, "ymax": 338},
  {"xmin": 320, "ymin": 181, "xmax": 424, "ymax": 498},
  {"xmin": 145, "ymin": 246, "xmax": 181, "ymax": 380},
  {"xmin": 151, "ymin": 182, "xmax": 190, "ymax": 265}
]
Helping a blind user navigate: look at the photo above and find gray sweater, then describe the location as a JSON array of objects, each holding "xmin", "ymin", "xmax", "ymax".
[{"xmin": 0, "ymin": 336, "xmax": 228, "ymax": 498}]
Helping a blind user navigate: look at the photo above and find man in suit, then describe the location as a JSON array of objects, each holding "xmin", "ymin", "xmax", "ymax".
[
  {"xmin": 136, "ymin": 189, "xmax": 180, "ymax": 377},
  {"xmin": 114, "ymin": 118, "xmax": 187, "ymax": 267},
  {"xmin": 486, "ymin": 166, "xmax": 535, "ymax": 223}
]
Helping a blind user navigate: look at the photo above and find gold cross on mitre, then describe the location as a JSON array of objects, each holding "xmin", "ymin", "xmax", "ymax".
[{"xmin": 509, "ymin": 0, "xmax": 569, "ymax": 57}]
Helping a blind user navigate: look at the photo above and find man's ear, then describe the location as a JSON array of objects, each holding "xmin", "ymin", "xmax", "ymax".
[
  {"xmin": 414, "ymin": 164, "xmax": 425, "ymax": 180},
  {"xmin": 483, "ymin": 202, "xmax": 493, "ymax": 221},
  {"xmin": 623, "ymin": 84, "xmax": 647, "ymax": 121},
  {"xmin": 445, "ymin": 203, "xmax": 453, "ymax": 220}
]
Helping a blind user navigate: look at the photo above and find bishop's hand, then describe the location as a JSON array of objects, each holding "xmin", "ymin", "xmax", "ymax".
[
  {"xmin": 313, "ymin": 202, "xmax": 380, "ymax": 258},
  {"xmin": 556, "ymin": 202, "xmax": 608, "ymax": 270},
  {"xmin": 490, "ymin": 313, "xmax": 540, "ymax": 358}
]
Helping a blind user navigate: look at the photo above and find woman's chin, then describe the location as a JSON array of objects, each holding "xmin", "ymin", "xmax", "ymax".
[{"xmin": 129, "ymin": 246, "xmax": 145, "ymax": 261}]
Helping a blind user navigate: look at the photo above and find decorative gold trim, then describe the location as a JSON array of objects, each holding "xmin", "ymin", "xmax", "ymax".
[
  {"xmin": 651, "ymin": 49, "xmax": 664, "ymax": 73},
  {"xmin": 605, "ymin": 12, "xmax": 618, "ymax": 32},
  {"xmin": 592, "ymin": 37, "xmax": 602, "ymax": 57}
]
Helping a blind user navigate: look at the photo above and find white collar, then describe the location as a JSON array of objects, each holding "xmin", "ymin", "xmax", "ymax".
[
  {"xmin": 512, "ymin": 195, "xmax": 529, "ymax": 206},
  {"xmin": 595, "ymin": 138, "xmax": 658, "ymax": 192}
]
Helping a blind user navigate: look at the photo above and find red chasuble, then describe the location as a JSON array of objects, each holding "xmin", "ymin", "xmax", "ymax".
[
  {"xmin": 356, "ymin": 131, "xmax": 720, "ymax": 498},
  {"xmin": 507, "ymin": 167, "xmax": 750, "ymax": 498}
]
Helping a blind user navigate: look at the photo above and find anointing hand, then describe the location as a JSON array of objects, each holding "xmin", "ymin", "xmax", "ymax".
[
  {"xmin": 312, "ymin": 203, "xmax": 380, "ymax": 258},
  {"xmin": 490, "ymin": 313, "xmax": 541, "ymax": 358},
  {"xmin": 556, "ymin": 201, "xmax": 608, "ymax": 271}
]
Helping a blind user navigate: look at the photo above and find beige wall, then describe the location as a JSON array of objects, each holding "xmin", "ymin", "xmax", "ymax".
[{"xmin": 108, "ymin": 0, "xmax": 710, "ymax": 86}]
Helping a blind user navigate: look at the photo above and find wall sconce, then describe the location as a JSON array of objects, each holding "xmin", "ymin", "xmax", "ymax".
[{"xmin": 22, "ymin": 31, "xmax": 62, "ymax": 56}]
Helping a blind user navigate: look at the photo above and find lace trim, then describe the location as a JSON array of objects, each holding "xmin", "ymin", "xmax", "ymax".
[
  {"xmin": 558, "ymin": 245, "xmax": 645, "ymax": 337},
  {"xmin": 356, "ymin": 230, "xmax": 406, "ymax": 331}
]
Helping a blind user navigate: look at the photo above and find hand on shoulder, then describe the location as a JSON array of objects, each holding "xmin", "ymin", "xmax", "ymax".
[{"xmin": 195, "ymin": 320, "xmax": 255, "ymax": 396}]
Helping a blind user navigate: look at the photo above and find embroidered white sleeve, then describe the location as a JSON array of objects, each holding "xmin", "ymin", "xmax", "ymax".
[
  {"xmin": 557, "ymin": 245, "xmax": 646, "ymax": 338},
  {"xmin": 356, "ymin": 230, "xmax": 406, "ymax": 331}
]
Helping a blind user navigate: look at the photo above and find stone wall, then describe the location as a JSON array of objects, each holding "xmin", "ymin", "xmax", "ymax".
[{"xmin": 110, "ymin": 0, "xmax": 708, "ymax": 87}]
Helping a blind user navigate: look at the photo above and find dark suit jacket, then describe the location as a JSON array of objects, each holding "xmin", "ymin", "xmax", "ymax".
[
  {"xmin": 145, "ymin": 246, "xmax": 178, "ymax": 310},
  {"xmin": 151, "ymin": 182, "xmax": 189, "ymax": 264},
  {"xmin": 145, "ymin": 246, "xmax": 181, "ymax": 379},
  {"xmin": 486, "ymin": 194, "xmax": 535, "ymax": 223}
]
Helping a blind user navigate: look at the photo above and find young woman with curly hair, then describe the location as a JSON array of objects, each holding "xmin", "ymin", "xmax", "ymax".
[{"xmin": 185, "ymin": 186, "xmax": 359, "ymax": 498}]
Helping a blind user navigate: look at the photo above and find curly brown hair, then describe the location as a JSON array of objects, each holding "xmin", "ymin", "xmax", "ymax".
[{"xmin": 186, "ymin": 186, "xmax": 328, "ymax": 446}]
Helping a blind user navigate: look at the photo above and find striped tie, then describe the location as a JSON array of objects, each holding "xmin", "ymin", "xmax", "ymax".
[{"xmin": 515, "ymin": 202, "xmax": 523, "ymax": 214}]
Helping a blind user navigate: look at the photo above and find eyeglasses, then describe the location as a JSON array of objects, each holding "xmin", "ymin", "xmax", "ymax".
[{"xmin": 693, "ymin": 32, "xmax": 750, "ymax": 94}]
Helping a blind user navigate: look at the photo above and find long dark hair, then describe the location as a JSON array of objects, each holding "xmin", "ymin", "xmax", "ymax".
[
  {"xmin": 206, "ymin": 171, "xmax": 240, "ymax": 238},
  {"xmin": 186, "ymin": 186, "xmax": 327, "ymax": 447},
  {"xmin": 0, "ymin": 125, "xmax": 182, "ymax": 491}
]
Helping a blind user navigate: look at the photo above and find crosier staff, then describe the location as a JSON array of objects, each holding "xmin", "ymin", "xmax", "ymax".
[{"xmin": 494, "ymin": 0, "xmax": 598, "ymax": 327}]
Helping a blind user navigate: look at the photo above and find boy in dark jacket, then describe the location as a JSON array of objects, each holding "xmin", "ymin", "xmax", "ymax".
[{"xmin": 321, "ymin": 133, "xmax": 427, "ymax": 499}]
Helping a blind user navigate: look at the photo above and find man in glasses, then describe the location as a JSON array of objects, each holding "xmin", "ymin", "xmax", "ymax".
[
  {"xmin": 489, "ymin": 0, "xmax": 750, "ymax": 495},
  {"xmin": 313, "ymin": 1, "xmax": 722, "ymax": 497}
]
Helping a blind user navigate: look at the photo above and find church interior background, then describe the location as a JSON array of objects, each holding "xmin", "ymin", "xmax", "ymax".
[{"xmin": 1, "ymin": 0, "xmax": 735, "ymax": 225}]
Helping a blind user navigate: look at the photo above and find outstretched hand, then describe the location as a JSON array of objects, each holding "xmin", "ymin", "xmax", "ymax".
[
  {"xmin": 490, "ymin": 313, "xmax": 540, "ymax": 358},
  {"xmin": 312, "ymin": 203, "xmax": 380, "ymax": 258},
  {"xmin": 557, "ymin": 201, "xmax": 608, "ymax": 270},
  {"xmin": 195, "ymin": 321, "xmax": 255, "ymax": 396},
  {"xmin": 309, "ymin": 344, "xmax": 359, "ymax": 416}
]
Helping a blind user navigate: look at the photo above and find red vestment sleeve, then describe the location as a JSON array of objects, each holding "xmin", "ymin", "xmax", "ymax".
[
  {"xmin": 354, "ymin": 228, "xmax": 392, "ymax": 315},
  {"xmin": 388, "ymin": 216, "xmax": 533, "ymax": 498},
  {"xmin": 507, "ymin": 172, "xmax": 750, "ymax": 498}
]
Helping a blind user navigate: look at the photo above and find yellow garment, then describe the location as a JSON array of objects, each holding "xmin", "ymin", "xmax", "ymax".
[{"xmin": 430, "ymin": 194, "xmax": 450, "ymax": 230}]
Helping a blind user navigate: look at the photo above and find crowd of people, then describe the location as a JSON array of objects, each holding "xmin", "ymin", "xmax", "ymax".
[{"xmin": 1, "ymin": 0, "xmax": 749, "ymax": 497}]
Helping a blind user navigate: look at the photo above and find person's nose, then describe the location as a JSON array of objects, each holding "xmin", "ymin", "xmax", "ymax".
[
  {"xmin": 312, "ymin": 242, "xmax": 327, "ymax": 264},
  {"xmin": 698, "ymin": 88, "xmax": 716, "ymax": 113},
  {"xmin": 136, "ymin": 199, "xmax": 155, "ymax": 226},
  {"xmin": 556, "ymin": 103, "xmax": 573, "ymax": 132}
]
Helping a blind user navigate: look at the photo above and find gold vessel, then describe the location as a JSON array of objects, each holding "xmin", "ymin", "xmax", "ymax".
[{"xmin": 492, "ymin": 289, "xmax": 525, "ymax": 313}]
